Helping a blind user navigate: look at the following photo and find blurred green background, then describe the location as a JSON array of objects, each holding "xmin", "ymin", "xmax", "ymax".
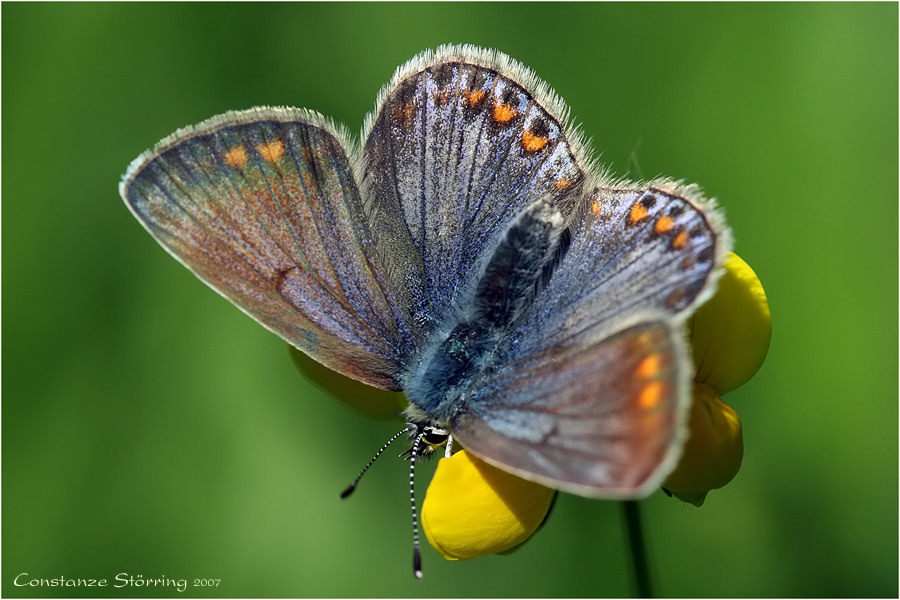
[{"xmin": 3, "ymin": 2, "xmax": 897, "ymax": 597}]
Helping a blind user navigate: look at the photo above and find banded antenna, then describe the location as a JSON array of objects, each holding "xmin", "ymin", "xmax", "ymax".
[
  {"xmin": 408, "ymin": 428, "xmax": 427, "ymax": 579},
  {"xmin": 340, "ymin": 427, "xmax": 412, "ymax": 499},
  {"xmin": 341, "ymin": 425, "xmax": 447, "ymax": 578}
]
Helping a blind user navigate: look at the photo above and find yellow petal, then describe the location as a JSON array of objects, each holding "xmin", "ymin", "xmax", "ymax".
[
  {"xmin": 663, "ymin": 383, "xmax": 743, "ymax": 506},
  {"xmin": 422, "ymin": 450, "xmax": 554, "ymax": 560},
  {"xmin": 690, "ymin": 252, "xmax": 771, "ymax": 395},
  {"xmin": 287, "ymin": 346, "xmax": 406, "ymax": 420}
]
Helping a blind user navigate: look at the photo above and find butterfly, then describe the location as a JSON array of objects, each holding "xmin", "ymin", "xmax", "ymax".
[{"xmin": 120, "ymin": 44, "xmax": 729, "ymax": 569}]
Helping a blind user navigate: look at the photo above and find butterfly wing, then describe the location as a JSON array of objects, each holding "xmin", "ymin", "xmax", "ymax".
[
  {"xmin": 454, "ymin": 321, "xmax": 686, "ymax": 497},
  {"xmin": 362, "ymin": 46, "xmax": 589, "ymax": 324},
  {"xmin": 517, "ymin": 183, "xmax": 730, "ymax": 348},
  {"xmin": 120, "ymin": 108, "xmax": 421, "ymax": 390},
  {"xmin": 452, "ymin": 183, "xmax": 730, "ymax": 497}
]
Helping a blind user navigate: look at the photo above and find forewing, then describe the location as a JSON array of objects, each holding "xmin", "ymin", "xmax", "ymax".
[
  {"xmin": 120, "ymin": 108, "xmax": 420, "ymax": 390},
  {"xmin": 453, "ymin": 322, "xmax": 686, "ymax": 497},
  {"xmin": 362, "ymin": 46, "xmax": 589, "ymax": 320}
]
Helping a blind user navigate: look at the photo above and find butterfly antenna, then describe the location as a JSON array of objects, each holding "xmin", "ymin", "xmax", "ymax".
[
  {"xmin": 409, "ymin": 429, "xmax": 425, "ymax": 579},
  {"xmin": 340, "ymin": 427, "xmax": 411, "ymax": 499}
]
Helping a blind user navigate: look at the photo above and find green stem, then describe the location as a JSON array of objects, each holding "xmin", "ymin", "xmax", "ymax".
[{"xmin": 622, "ymin": 500, "xmax": 653, "ymax": 598}]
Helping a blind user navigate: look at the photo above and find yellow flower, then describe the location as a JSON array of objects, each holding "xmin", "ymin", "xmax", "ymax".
[
  {"xmin": 422, "ymin": 450, "xmax": 555, "ymax": 560},
  {"xmin": 422, "ymin": 252, "xmax": 771, "ymax": 557},
  {"xmin": 662, "ymin": 253, "xmax": 771, "ymax": 506},
  {"xmin": 689, "ymin": 253, "xmax": 772, "ymax": 396},
  {"xmin": 660, "ymin": 382, "xmax": 744, "ymax": 506}
]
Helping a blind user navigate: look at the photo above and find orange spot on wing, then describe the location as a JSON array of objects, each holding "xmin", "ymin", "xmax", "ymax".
[
  {"xmin": 257, "ymin": 140, "xmax": 284, "ymax": 163},
  {"xmin": 654, "ymin": 215, "xmax": 675, "ymax": 234},
  {"xmin": 590, "ymin": 198, "xmax": 602, "ymax": 215},
  {"xmin": 628, "ymin": 201, "xmax": 650, "ymax": 224},
  {"xmin": 638, "ymin": 381, "xmax": 665, "ymax": 409},
  {"xmin": 635, "ymin": 354, "xmax": 661, "ymax": 379},
  {"xmin": 493, "ymin": 102, "xmax": 517, "ymax": 123},
  {"xmin": 224, "ymin": 146, "xmax": 248, "ymax": 169},
  {"xmin": 466, "ymin": 89, "xmax": 485, "ymax": 106},
  {"xmin": 672, "ymin": 229, "xmax": 690, "ymax": 249},
  {"xmin": 554, "ymin": 178, "xmax": 573, "ymax": 190},
  {"xmin": 521, "ymin": 129, "xmax": 550, "ymax": 152}
]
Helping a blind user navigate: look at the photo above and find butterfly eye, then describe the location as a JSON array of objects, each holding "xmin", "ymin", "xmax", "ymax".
[{"xmin": 422, "ymin": 428, "xmax": 450, "ymax": 446}]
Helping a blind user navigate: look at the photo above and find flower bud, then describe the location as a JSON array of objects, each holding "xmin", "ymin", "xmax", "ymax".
[
  {"xmin": 690, "ymin": 253, "xmax": 771, "ymax": 395},
  {"xmin": 422, "ymin": 450, "xmax": 554, "ymax": 560},
  {"xmin": 663, "ymin": 383, "xmax": 743, "ymax": 506}
]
